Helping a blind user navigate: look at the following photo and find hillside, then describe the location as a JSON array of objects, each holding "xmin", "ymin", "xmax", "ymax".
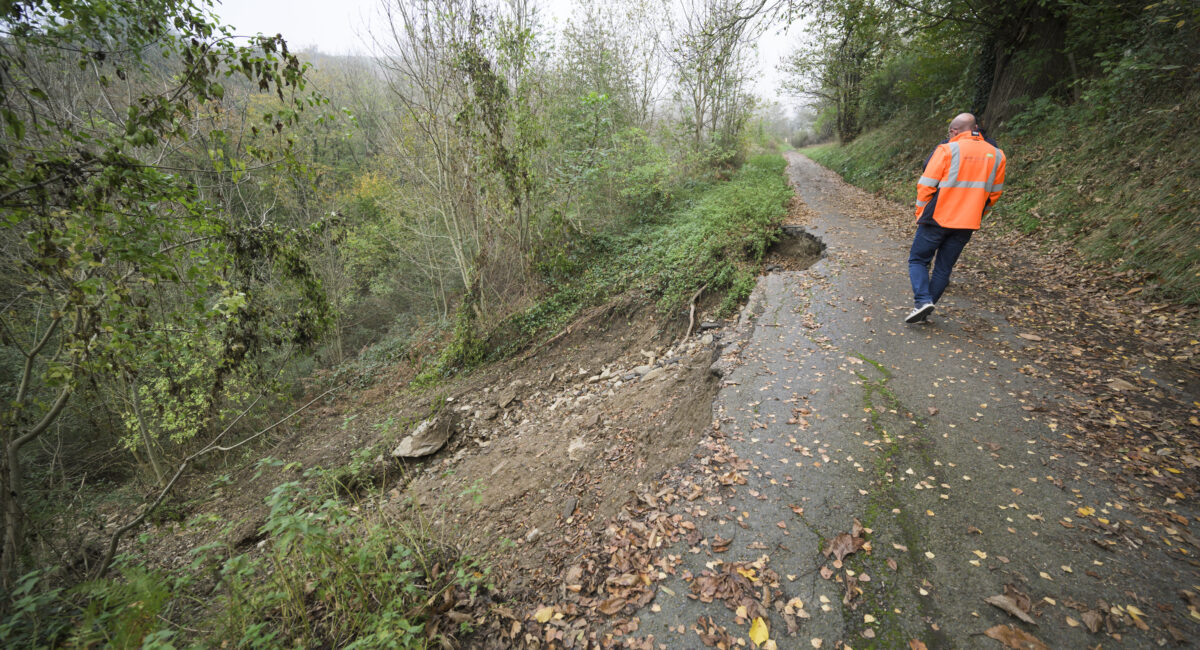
[{"xmin": 804, "ymin": 98, "xmax": 1200, "ymax": 305}]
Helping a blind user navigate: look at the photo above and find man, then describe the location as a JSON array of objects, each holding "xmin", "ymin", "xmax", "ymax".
[{"xmin": 905, "ymin": 113, "xmax": 1006, "ymax": 324}]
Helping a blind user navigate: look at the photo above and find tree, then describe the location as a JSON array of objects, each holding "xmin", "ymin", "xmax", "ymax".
[
  {"xmin": 781, "ymin": 0, "xmax": 899, "ymax": 142},
  {"xmin": 0, "ymin": 0, "xmax": 327, "ymax": 589},
  {"xmin": 669, "ymin": 0, "xmax": 766, "ymax": 155}
]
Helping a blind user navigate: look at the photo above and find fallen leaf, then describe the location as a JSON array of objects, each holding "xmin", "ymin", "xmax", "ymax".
[
  {"xmin": 597, "ymin": 598, "xmax": 626, "ymax": 616},
  {"xmin": 985, "ymin": 595, "xmax": 1037, "ymax": 625},
  {"xmin": 984, "ymin": 624, "xmax": 1051, "ymax": 650},
  {"xmin": 1018, "ymin": 333, "xmax": 1043, "ymax": 341},
  {"xmin": 823, "ymin": 532, "xmax": 865, "ymax": 562},
  {"xmin": 1107, "ymin": 377, "xmax": 1137, "ymax": 392},
  {"xmin": 749, "ymin": 617, "xmax": 769, "ymax": 647},
  {"xmin": 1080, "ymin": 610, "xmax": 1103, "ymax": 633},
  {"xmin": 534, "ymin": 606, "xmax": 554, "ymax": 623},
  {"xmin": 909, "ymin": 641, "xmax": 928, "ymax": 650},
  {"xmin": 1126, "ymin": 604, "xmax": 1150, "ymax": 631}
]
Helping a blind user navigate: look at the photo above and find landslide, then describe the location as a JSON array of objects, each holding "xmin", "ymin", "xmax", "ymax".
[{"xmin": 78, "ymin": 153, "xmax": 817, "ymax": 646}]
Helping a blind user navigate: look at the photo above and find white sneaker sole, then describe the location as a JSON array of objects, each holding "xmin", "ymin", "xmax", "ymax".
[{"xmin": 905, "ymin": 304, "xmax": 935, "ymax": 324}]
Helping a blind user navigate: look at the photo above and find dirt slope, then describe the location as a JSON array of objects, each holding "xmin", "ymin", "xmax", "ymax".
[{"xmin": 460, "ymin": 152, "xmax": 1199, "ymax": 648}]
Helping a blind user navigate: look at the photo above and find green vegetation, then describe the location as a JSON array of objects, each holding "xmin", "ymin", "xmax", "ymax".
[
  {"xmin": 1, "ymin": 476, "xmax": 486, "ymax": 648},
  {"xmin": 0, "ymin": 0, "xmax": 790, "ymax": 643},
  {"xmin": 488, "ymin": 154, "xmax": 792, "ymax": 364}
]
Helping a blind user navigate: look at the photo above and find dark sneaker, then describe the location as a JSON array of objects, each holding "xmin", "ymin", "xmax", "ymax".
[{"xmin": 905, "ymin": 303, "xmax": 935, "ymax": 324}]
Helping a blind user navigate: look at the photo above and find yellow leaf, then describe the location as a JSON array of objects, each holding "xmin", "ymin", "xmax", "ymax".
[
  {"xmin": 750, "ymin": 617, "xmax": 770, "ymax": 646},
  {"xmin": 973, "ymin": 550, "xmax": 988, "ymax": 559},
  {"xmin": 737, "ymin": 567, "xmax": 758, "ymax": 581},
  {"xmin": 1066, "ymin": 616, "xmax": 1079, "ymax": 627},
  {"xmin": 736, "ymin": 605, "xmax": 748, "ymax": 618},
  {"xmin": 1077, "ymin": 506, "xmax": 1095, "ymax": 517},
  {"xmin": 864, "ymin": 614, "xmax": 876, "ymax": 623},
  {"xmin": 534, "ymin": 606, "xmax": 554, "ymax": 623}
]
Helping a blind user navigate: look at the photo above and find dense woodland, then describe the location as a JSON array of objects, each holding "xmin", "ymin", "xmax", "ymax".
[{"xmin": 0, "ymin": 0, "xmax": 1196, "ymax": 646}]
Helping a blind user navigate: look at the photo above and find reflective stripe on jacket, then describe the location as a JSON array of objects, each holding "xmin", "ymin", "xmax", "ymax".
[{"xmin": 915, "ymin": 131, "xmax": 1006, "ymax": 230}]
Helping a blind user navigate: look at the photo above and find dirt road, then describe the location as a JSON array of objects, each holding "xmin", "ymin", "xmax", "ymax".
[{"xmin": 620, "ymin": 153, "xmax": 1200, "ymax": 648}]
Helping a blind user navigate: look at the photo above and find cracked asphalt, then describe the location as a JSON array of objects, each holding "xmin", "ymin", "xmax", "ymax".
[{"xmin": 628, "ymin": 153, "xmax": 1199, "ymax": 648}]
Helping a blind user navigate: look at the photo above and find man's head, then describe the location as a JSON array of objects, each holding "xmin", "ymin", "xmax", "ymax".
[{"xmin": 948, "ymin": 113, "xmax": 978, "ymax": 138}]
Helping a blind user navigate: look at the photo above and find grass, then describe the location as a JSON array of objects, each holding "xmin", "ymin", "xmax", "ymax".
[
  {"xmin": 494, "ymin": 153, "xmax": 793, "ymax": 357},
  {"xmin": 804, "ymin": 94, "xmax": 1200, "ymax": 305}
]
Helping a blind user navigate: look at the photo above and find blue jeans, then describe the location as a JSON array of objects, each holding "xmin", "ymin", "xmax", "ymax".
[{"xmin": 908, "ymin": 223, "xmax": 973, "ymax": 308}]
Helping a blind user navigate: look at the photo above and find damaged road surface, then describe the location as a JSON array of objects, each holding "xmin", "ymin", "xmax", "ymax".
[{"xmin": 607, "ymin": 153, "xmax": 1200, "ymax": 648}]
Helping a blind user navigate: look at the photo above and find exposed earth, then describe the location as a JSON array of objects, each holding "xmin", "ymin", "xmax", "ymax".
[{"xmin": 125, "ymin": 153, "xmax": 1200, "ymax": 648}]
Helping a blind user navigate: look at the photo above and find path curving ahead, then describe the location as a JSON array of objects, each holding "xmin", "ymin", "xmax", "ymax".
[{"xmin": 627, "ymin": 153, "xmax": 1198, "ymax": 648}]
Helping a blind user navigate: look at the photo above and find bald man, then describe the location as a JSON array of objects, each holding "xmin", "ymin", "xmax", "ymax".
[{"xmin": 905, "ymin": 113, "xmax": 1006, "ymax": 324}]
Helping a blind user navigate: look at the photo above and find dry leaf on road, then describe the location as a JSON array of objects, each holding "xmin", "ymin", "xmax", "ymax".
[
  {"xmin": 983, "ymin": 624, "xmax": 1050, "ymax": 650},
  {"xmin": 823, "ymin": 532, "xmax": 865, "ymax": 562},
  {"xmin": 985, "ymin": 595, "xmax": 1037, "ymax": 625}
]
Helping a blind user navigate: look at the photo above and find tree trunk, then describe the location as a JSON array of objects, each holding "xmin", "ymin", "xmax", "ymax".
[
  {"xmin": 1, "ymin": 434, "xmax": 20, "ymax": 594},
  {"xmin": 981, "ymin": 2, "xmax": 1071, "ymax": 128},
  {"xmin": 131, "ymin": 383, "xmax": 166, "ymax": 488}
]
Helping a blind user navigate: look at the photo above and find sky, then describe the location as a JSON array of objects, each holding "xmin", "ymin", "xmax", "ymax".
[{"xmin": 213, "ymin": 0, "xmax": 804, "ymax": 108}]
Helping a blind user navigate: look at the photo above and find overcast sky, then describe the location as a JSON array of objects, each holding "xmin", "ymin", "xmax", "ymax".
[{"xmin": 213, "ymin": 0, "xmax": 803, "ymax": 108}]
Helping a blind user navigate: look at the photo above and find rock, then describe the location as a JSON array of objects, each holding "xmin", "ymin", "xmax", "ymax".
[
  {"xmin": 633, "ymin": 364, "xmax": 653, "ymax": 375},
  {"xmin": 699, "ymin": 321, "xmax": 720, "ymax": 331},
  {"xmin": 583, "ymin": 412, "xmax": 601, "ymax": 428},
  {"xmin": 642, "ymin": 366, "xmax": 667, "ymax": 382},
  {"xmin": 701, "ymin": 333, "xmax": 714, "ymax": 345},
  {"xmin": 568, "ymin": 436, "xmax": 590, "ymax": 461},
  {"xmin": 391, "ymin": 413, "xmax": 457, "ymax": 458},
  {"xmin": 587, "ymin": 374, "xmax": 602, "ymax": 383},
  {"xmin": 478, "ymin": 406, "xmax": 500, "ymax": 420},
  {"xmin": 495, "ymin": 387, "xmax": 518, "ymax": 408},
  {"xmin": 562, "ymin": 496, "xmax": 578, "ymax": 519},
  {"xmin": 525, "ymin": 527, "xmax": 541, "ymax": 543},
  {"xmin": 622, "ymin": 373, "xmax": 638, "ymax": 381}
]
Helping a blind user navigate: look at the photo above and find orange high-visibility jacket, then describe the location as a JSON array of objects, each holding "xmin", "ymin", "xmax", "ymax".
[{"xmin": 914, "ymin": 131, "xmax": 1006, "ymax": 230}]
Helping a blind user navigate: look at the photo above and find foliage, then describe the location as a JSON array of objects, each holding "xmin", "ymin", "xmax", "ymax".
[
  {"xmin": 497, "ymin": 154, "xmax": 791, "ymax": 358},
  {"xmin": 0, "ymin": 477, "xmax": 489, "ymax": 648},
  {"xmin": 205, "ymin": 480, "xmax": 488, "ymax": 648},
  {"xmin": 0, "ymin": 0, "xmax": 331, "ymax": 588}
]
